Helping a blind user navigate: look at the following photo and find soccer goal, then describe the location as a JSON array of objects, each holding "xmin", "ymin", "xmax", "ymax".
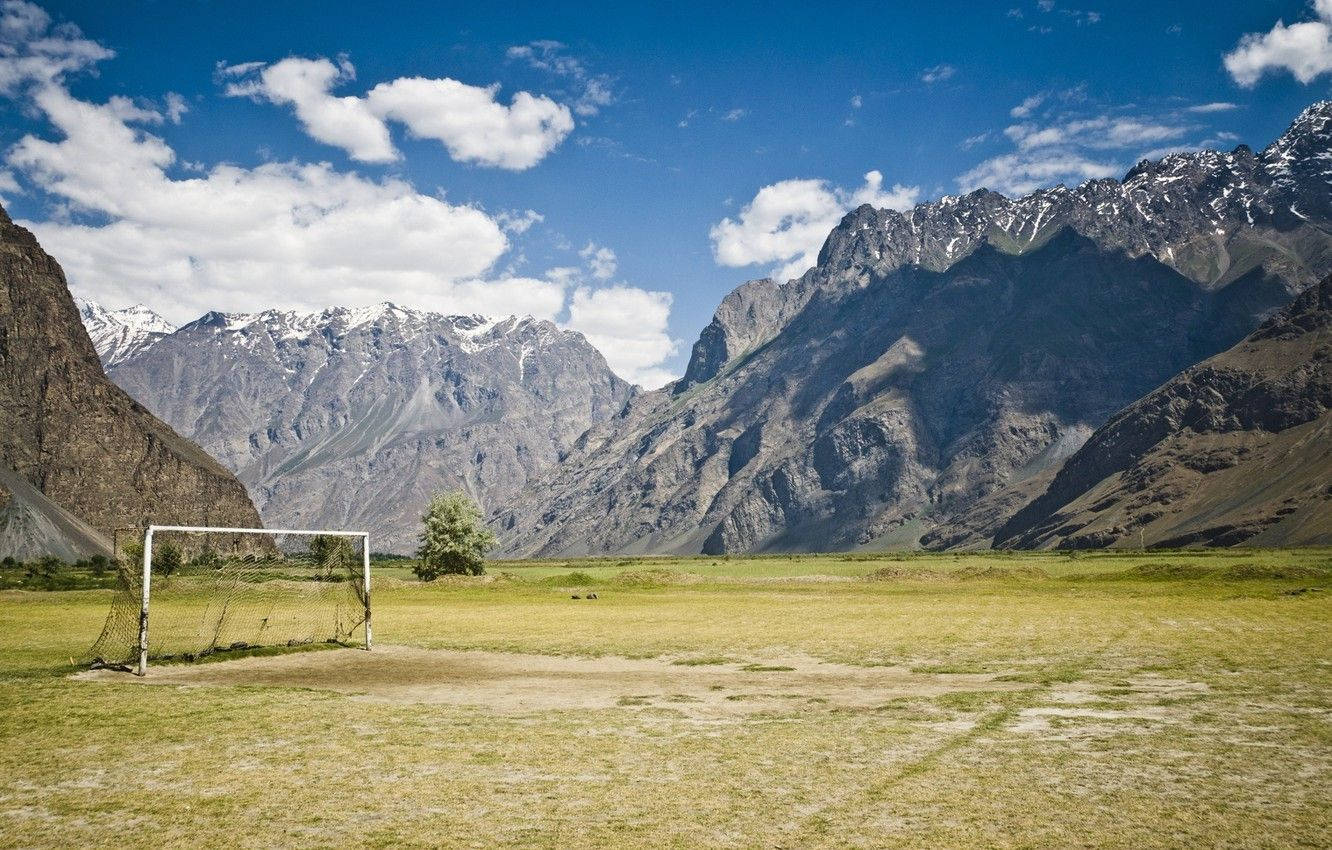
[{"xmin": 88, "ymin": 525, "xmax": 371, "ymax": 676}]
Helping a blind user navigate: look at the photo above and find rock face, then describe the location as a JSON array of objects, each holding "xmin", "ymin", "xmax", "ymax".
[
  {"xmin": 104, "ymin": 305, "xmax": 634, "ymax": 553},
  {"xmin": 0, "ymin": 206, "xmax": 263, "ymax": 558},
  {"xmin": 77, "ymin": 300, "xmax": 176, "ymax": 368},
  {"xmin": 996, "ymin": 276, "xmax": 1332, "ymax": 549},
  {"xmin": 496, "ymin": 101, "xmax": 1332, "ymax": 556}
]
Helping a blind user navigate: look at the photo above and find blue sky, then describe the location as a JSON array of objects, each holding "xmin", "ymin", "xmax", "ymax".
[{"xmin": 1, "ymin": 0, "xmax": 1330, "ymax": 386}]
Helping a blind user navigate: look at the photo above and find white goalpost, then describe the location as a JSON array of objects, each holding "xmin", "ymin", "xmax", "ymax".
[{"xmin": 88, "ymin": 525, "xmax": 372, "ymax": 675}]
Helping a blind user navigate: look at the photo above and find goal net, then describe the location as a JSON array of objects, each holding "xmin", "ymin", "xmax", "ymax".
[{"xmin": 87, "ymin": 526, "xmax": 370, "ymax": 674}]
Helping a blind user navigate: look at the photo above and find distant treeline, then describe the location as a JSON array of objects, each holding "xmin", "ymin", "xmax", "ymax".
[{"xmin": 0, "ymin": 555, "xmax": 119, "ymax": 590}]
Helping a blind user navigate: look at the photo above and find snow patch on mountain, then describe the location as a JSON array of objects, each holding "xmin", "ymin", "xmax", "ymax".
[{"xmin": 77, "ymin": 299, "xmax": 177, "ymax": 368}]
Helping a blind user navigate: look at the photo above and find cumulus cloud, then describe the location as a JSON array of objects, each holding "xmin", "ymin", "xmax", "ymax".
[
  {"xmin": 222, "ymin": 55, "xmax": 574, "ymax": 169},
  {"xmin": 1224, "ymin": 0, "xmax": 1332, "ymax": 86},
  {"xmin": 8, "ymin": 84, "xmax": 516, "ymax": 320},
  {"xmin": 221, "ymin": 56, "xmax": 396, "ymax": 162},
  {"xmin": 0, "ymin": 0, "xmax": 112, "ymax": 94},
  {"xmin": 164, "ymin": 91, "xmax": 189, "ymax": 123},
  {"xmin": 366, "ymin": 76, "xmax": 573, "ymax": 169},
  {"xmin": 495, "ymin": 209, "xmax": 543, "ymax": 234},
  {"xmin": 710, "ymin": 170, "xmax": 920, "ymax": 282},
  {"xmin": 565, "ymin": 285, "xmax": 678, "ymax": 389},
  {"xmin": 506, "ymin": 40, "xmax": 614, "ymax": 117},
  {"xmin": 0, "ymin": 9, "xmax": 679, "ymax": 390},
  {"xmin": 579, "ymin": 242, "xmax": 617, "ymax": 280}
]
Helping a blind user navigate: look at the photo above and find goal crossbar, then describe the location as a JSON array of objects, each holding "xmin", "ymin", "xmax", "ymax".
[{"xmin": 137, "ymin": 525, "xmax": 371, "ymax": 676}]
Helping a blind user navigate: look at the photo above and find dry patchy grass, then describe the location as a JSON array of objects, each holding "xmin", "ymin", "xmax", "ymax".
[{"xmin": 0, "ymin": 548, "xmax": 1329, "ymax": 847}]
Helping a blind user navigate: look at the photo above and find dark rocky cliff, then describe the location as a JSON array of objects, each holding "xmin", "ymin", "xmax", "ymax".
[
  {"xmin": 0, "ymin": 205, "xmax": 263, "ymax": 556},
  {"xmin": 996, "ymin": 275, "xmax": 1332, "ymax": 549}
]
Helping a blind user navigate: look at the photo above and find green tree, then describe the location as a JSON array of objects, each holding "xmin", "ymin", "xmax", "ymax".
[
  {"xmin": 190, "ymin": 545, "xmax": 221, "ymax": 570},
  {"xmin": 414, "ymin": 492, "xmax": 496, "ymax": 580},
  {"xmin": 25, "ymin": 556, "xmax": 61, "ymax": 584},
  {"xmin": 309, "ymin": 535, "xmax": 355, "ymax": 580},
  {"xmin": 154, "ymin": 542, "xmax": 183, "ymax": 577}
]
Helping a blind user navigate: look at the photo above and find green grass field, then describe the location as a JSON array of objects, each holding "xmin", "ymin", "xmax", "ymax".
[{"xmin": 1, "ymin": 549, "xmax": 1330, "ymax": 847}]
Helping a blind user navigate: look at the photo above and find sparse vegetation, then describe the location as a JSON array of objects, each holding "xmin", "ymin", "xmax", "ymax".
[
  {"xmin": 0, "ymin": 555, "xmax": 120, "ymax": 590},
  {"xmin": 0, "ymin": 547, "xmax": 1328, "ymax": 847}
]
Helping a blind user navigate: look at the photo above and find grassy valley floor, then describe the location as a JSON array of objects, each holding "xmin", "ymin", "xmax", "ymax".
[{"xmin": 1, "ymin": 548, "xmax": 1329, "ymax": 847}]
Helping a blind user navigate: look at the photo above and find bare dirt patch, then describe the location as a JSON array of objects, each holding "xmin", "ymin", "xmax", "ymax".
[{"xmin": 73, "ymin": 645, "xmax": 1025, "ymax": 719}]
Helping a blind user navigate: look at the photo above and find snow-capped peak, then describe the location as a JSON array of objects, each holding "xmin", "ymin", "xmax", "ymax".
[{"xmin": 77, "ymin": 298, "xmax": 177, "ymax": 368}]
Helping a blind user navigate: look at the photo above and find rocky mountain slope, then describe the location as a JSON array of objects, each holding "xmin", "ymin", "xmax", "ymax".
[
  {"xmin": 0, "ymin": 206, "xmax": 263, "ymax": 559},
  {"xmin": 496, "ymin": 102, "xmax": 1332, "ymax": 556},
  {"xmin": 996, "ymin": 275, "xmax": 1332, "ymax": 549},
  {"xmin": 77, "ymin": 299, "xmax": 176, "ymax": 367},
  {"xmin": 105, "ymin": 305, "xmax": 633, "ymax": 553}
]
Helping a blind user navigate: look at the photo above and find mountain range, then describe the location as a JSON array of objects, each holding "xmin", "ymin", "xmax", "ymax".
[
  {"xmin": 98, "ymin": 304, "xmax": 632, "ymax": 553},
  {"xmin": 493, "ymin": 101, "xmax": 1332, "ymax": 555},
  {"xmin": 77, "ymin": 300, "xmax": 176, "ymax": 368},
  {"xmin": 68, "ymin": 101, "xmax": 1332, "ymax": 556}
]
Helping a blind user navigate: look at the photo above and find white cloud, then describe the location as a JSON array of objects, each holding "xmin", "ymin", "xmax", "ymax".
[
  {"xmin": 1010, "ymin": 93, "xmax": 1045, "ymax": 118},
  {"xmin": 959, "ymin": 94, "xmax": 1204, "ymax": 196},
  {"xmin": 850, "ymin": 94, "xmax": 863, "ymax": 109},
  {"xmin": 920, "ymin": 64, "xmax": 956, "ymax": 84},
  {"xmin": 0, "ymin": 0, "xmax": 112, "ymax": 94},
  {"xmin": 222, "ymin": 56, "xmax": 396, "ymax": 163},
  {"xmin": 960, "ymin": 131, "xmax": 991, "ymax": 149},
  {"xmin": 721, "ymin": 108, "xmax": 747, "ymax": 122},
  {"xmin": 8, "ymin": 84, "xmax": 520, "ymax": 322},
  {"xmin": 164, "ymin": 91, "xmax": 189, "ymax": 123},
  {"xmin": 1224, "ymin": 0, "xmax": 1332, "ymax": 86},
  {"xmin": 495, "ymin": 209, "xmax": 543, "ymax": 234},
  {"xmin": 579, "ymin": 242, "xmax": 617, "ymax": 280},
  {"xmin": 366, "ymin": 76, "xmax": 573, "ymax": 170},
  {"xmin": 222, "ymin": 56, "xmax": 574, "ymax": 169},
  {"xmin": 710, "ymin": 170, "xmax": 920, "ymax": 282},
  {"xmin": 506, "ymin": 40, "xmax": 614, "ymax": 117},
  {"xmin": 565, "ymin": 285, "xmax": 678, "ymax": 389},
  {"xmin": 1, "ymin": 10, "xmax": 680, "ymax": 391},
  {"xmin": 1186, "ymin": 101, "xmax": 1239, "ymax": 113},
  {"xmin": 1005, "ymin": 115, "xmax": 1188, "ymax": 151},
  {"xmin": 957, "ymin": 152, "xmax": 1120, "ymax": 196},
  {"xmin": 0, "ymin": 168, "xmax": 19, "ymax": 202}
]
